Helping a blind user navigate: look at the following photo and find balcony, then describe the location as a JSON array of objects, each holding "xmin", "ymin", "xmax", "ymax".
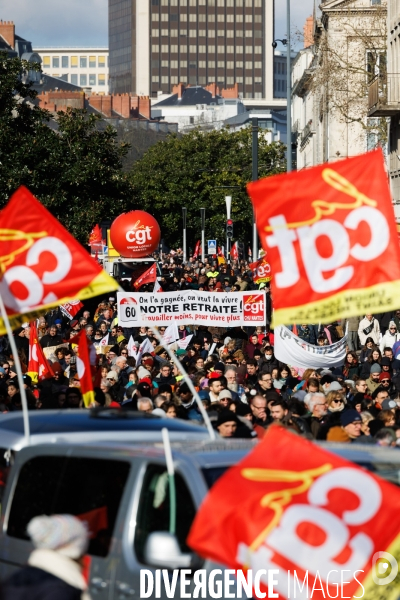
[
  {"xmin": 300, "ymin": 120, "xmax": 314, "ymax": 148},
  {"xmin": 368, "ymin": 74, "xmax": 400, "ymax": 117}
]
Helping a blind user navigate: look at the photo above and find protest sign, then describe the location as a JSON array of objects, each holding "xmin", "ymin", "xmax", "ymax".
[
  {"xmin": 117, "ymin": 290, "xmax": 266, "ymax": 327},
  {"xmin": 274, "ymin": 325, "xmax": 348, "ymax": 368}
]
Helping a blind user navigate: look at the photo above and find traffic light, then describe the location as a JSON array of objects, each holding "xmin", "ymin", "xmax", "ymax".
[{"xmin": 226, "ymin": 219, "xmax": 233, "ymax": 238}]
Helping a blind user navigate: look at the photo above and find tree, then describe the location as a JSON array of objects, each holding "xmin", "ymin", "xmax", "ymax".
[
  {"xmin": 0, "ymin": 52, "xmax": 133, "ymax": 243},
  {"xmin": 129, "ymin": 127, "xmax": 286, "ymax": 250}
]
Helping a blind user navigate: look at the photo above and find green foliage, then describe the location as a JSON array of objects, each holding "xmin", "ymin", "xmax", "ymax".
[
  {"xmin": 0, "ymin": 52, "xmax": 133, "ymax": 242},
  {"xmin": 129, "ymin": 127, "xmax": 286, "ymax": 249}
]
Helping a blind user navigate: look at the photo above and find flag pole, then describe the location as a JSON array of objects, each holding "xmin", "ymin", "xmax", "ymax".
[
  {"xmin": 0, "ymin": 295, "xmax": 30, "ymax": 445},
  {"xmin": 146, "ymin": 323, "xmax": 216, "ymax": 440}
]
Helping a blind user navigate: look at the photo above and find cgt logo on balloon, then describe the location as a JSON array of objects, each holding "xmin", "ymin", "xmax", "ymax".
[{"xmin": 247, "ymin": 150, "xmax": 400, "ymax": 327}]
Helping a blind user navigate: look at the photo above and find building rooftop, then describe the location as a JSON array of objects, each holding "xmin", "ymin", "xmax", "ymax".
[
  {"xmin": 33, "ymin": 47, "xmax": 108, "ymax": 51},
  {"xmin": 153, "ymin": 86, "xmax": 222, "ymax": 107},
  {"xmin": 31, "ymin": 73, "xmax": 84, "ymax": 94}
]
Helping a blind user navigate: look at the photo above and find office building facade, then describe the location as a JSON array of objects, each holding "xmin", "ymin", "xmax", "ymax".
[
  {"xmin": 34, "ymin": 48, "xmax": 109, "ymax": 93},
  {"xmin": 109, "ymin": 0, "xmax": 274, "ymax": 99}
]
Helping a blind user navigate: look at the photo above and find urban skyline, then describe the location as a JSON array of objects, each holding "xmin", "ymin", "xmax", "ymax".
[{"xmin": 2, "ymin": 0, "xmax": 313, "ymax": 48}]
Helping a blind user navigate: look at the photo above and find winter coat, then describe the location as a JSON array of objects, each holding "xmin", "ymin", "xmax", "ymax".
[
  {"xmin": 358, "ymin": 317, "xmax": 380, "ymax": 346},
  {"xmin": 380, "ymin": 330, "xmax": 400, "ymax": 352},
  {"xmin": 2, "ymin": 548, "xmax": 91, "ymax": 600}
]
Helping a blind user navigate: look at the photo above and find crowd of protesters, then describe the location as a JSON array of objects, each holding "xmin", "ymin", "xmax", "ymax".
[{"xmin": 1, "ymin": 250, "xmax": 400, "ymax": 447}]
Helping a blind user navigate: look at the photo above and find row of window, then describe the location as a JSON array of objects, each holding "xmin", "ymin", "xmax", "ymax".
[
  {"xmin": 153, "ymin": 59, "xmax": 262, "ymax": 67},
  {"xmin": 153, "ymin": 0, "xmax": 262, "ymax": 5},
  {"xmin": 152, "ymin": 13, "xmax": 261, "ymax": 21},
  {"xmin": 52, "ymin": 73, "xmax": 107, "ymax": 86},
  {"xmin": 152, "ymin": 44, "xmax": 262, "ymax": 52},
  {"xmin": 152, "ymin": 74, "xmax": 260, "ymax": 83},
  {"xmin": 274, "ymin": 61, "xmax": 287, "ymax": 75},
  {"xmin": 42, "ymin": 56, "xmax": 107, "ymax": 69},
  {"xmin": 275, "ymin": 79, "xmax": 287, "ymax": 92},
  {"xmin": 152, "ymin": 29, "xmax": 262, "ymax": 36}
]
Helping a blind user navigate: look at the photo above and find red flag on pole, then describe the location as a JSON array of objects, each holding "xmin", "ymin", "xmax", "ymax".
[
  {"xmin": 133, "ymin": 263, "xmax": 157, "ymax": 290},
  {"xmin": 188, "ymin": 425, "xmax": 400, "ymax": 600},
  {"xmin": 27, "ymin": 322, "xmax": 55, "ymax": 382},
  {"xmin": 231, "ymin": 241, "xmax": 238, "ymax": 260},
  {"xmin": 0, "ymin": 186, "xmax": 118, "ymax": 333},
  {"xmin": 60, "ymin": 300, "xmax": 84, "ymax": 320},
  {"xmin": 193, "ymin": 240, "xmax": 201, "ymax": 259},
  {"xmin": 247, "ymin": 150, "xmax": 400, "ymax": 327},
  {"xmin": 88, "ymin": 224, "xmax": 102, "ymax": 246},
  {"xmin": 75, "ymin": 329, "xmax": 97, "ymax": 407}
]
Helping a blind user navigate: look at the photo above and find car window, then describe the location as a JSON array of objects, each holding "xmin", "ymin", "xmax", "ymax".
[
  {"xmin": 7, "ymin": 456, "xmax": 130, "ymax": 557},
  {"xmin": 134, "ymin": 464, "xmax": 196, "ymax": 564}
]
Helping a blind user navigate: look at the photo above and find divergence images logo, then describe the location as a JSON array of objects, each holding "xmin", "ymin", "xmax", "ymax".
[
  {"xmin": 120, "ymin": 297, "xmax": 137, "ymax": 320},
  {"xmin": 372, "ymin": 551, "xmax": 398, "ymax": 586},
  {"xmin": 243, "ymin": 294, "xmax": 264, "ymax": 322}
]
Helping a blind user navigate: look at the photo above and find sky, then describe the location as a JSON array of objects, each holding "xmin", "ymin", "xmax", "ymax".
[{"xmin": 3, "ymin": 0, "xmax": 313, "ymax": 48}]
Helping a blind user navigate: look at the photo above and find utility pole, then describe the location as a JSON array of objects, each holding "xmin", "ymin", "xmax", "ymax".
[
  {"xmin": 287, "ymin": 0, "xmax": 292, "ymax": 172},
  {"xmin": 200, "ymin": 208, "xmax": 205, "ymax": 262},
  {"xmin": 182, "ymin": 207, "xmax": 187, "ymax": 264},
  {"xmin": 252, "ymin": 117, "xmax": 259, "ymax": 260}
]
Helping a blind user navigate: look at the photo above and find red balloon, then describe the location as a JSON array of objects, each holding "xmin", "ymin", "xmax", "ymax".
[{"xmin": 110, "ymin": 211, "xmax": 161, "ymax": 258}]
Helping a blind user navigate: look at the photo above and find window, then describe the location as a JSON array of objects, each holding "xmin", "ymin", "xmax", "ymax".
[
  {"xmin": 245, "ymin": 76, "xmax": 253, "ymax": 84},
  {"xmin": 189, "ymin": 29, "xmax": 197, "ymax": 36},
  {"xmin": 236, "ymin": 46, "xmax": 243, "ymax": 53},
  {"xmin": 7, "ymin": 456, "xmax": 130, "ymax": 558},
  {"xmin": 161, "ymin": 60, "xmax": 169, "ymax": 66},
  {"xmin": 71, "ymin": 74, "xmax": 78, "ymax": 85},
  {"xmin": 245, "ymin": 0, "xmax": 252, "ymax": 5},
  {"xmin": 254, "ymin": 30, "xmax": 262, "ymax": 37},
  {"xmin": 181, "ymin": 44, "xmax": 188, "ymax": 51},
  {"xmin": 208, "ymin": 45, "xmax": 215, "ymax": 52},
  {"xmin": 218, "ymin": 0, "xmax": 225, "ymax": 4},
  {"xmin": 152, "ymin": 29, "xmax": 160, "ymax": 36},
  {"xmin": 42, "ymin": 56, "xmax": 50, "ymax": 68},
  {"xmin": 180, "ymin": 0, "xmax": 187, "ymax": 4},
  {"xmin": 217, "ymin": 60, "xmax": 225, "ymax": 67},
  {"xmin": 80, "ymin": 56, "xmax": 87, "ymax": 68},
  {"xmin": 161, "ymin": 75, "xmax": 169, "ymax": 83},
  {"xmin": 208, "ymin": 13, "xmax": 215, "ymax": 20},
  {"xmin": 152, "ymin": 12, "xmax": 160, "ymax": 19},
  {"xmin": 255, "ymin": 14, "xmax": 261, "ymax": 21},
  {"xmin": 226, "ymin": 45, "xmax": 234, "ymax": 53},
  {"xmin": 227, "ymin": 76, "xmax": 234, "ymax": 84},
  {"xmin": 245, "ymin": 14, "xmax": 253, "ymax": 22},
  {"xmin": 190, "ymin": 44, "xmax": 198, "ymax": 52},
  {"xmin": 80, "ymin": 74, "xmax": 87, "ymax": 86},
  {"xmin": 180, "ymin": 13, "xmax": 187, "ymax": 20},
  {"xmin": 171, "ymin": 13, "xmax": 178, "ymax": 20},
  {"xmin": 245, "ymin": 30, "xmax": 252, "ymax": 37},
  {"xmin": 181, "ymin": 28, "xmax": 187, "ymax": 35},
  {"xmin": 236, "ymin": 0, "xmax": 243, "ymax": 5},
  {"xmin": 171, "ymin": 29, "xmax": 178, "ymax": 36},
  {"xmin": 52, "ymin": 56, "xmax": 59, "ymax": 68},
  {"xmin": 152, "ymin": 75, "xmax": 160, "ymax": 82},
  {"xmin": 236, "ymin": 14, "xmax": 243, "ymax": 21},
  {"xmin": 199, "ymin": 14, "xmax": 206, "ymax": 20},
  {"xmin": 236, "ymin": 75, "xmax": 243, "ymax": 82},
  {"xmin": 227, "ymin": 30, "xmax": 234, "ymax": 37},
  {"xmin": 217, "ymin": 29, "xmax": 225, "ymax": 36},
  {"xmin": 245, "ymin": 45, "xmax": 253, "ymax": 53},
  {"xmin": 89, "ymin": 74, "xmax": 96, "ymax": 85},
  {"xmin": 171, "ymin": 45, "xmax": 178, "ymax": 52},
  {"xmin": 161, "ymin": 28, "xmax": 169, "ymax": 35},
  {"xmin": 236, "ymin": 60, "xmax": 243, "ymax": 67},
  {"xmin": 98, "ymin": 74, "xmax": 106, "ymax": 85},
  {"xmin": 161, "ymin": 44, "xmax": 169, "ymax": 51},
  {"xmin": 199, "ymin": 76, "xmax": 206, "ymax": 83},
  {"xmin": 208, "ymin": 76, "xmax": 215, "ymax": 81},
  {"xmin": 60, "ymin": 74, "xmax": 68, "ymax": 82},
  {"xmin": 98, "ymin": 56, "xmax": 106, "ymax": 67},
  {"xmin": 189, "ymin": 13, "xmax": 196, "ymax": 21},
  {"xmin": 189, "ymin": 60, "xmax": 197, "ymax": 67},
  {"xmin": 171, "ymin": 75, "xmax": 178, "ymax": 83},
  {"xmin": 152, "ymin": 44, "xmax": 160, "ymax": 52},
  {"xmin": 199, "ymin": 60, "xmax": 206, "ymax": 67},
  {"xmin": 61, "ymin": 56, "xmax": 68, "ymax": 68},
  {"xmin": 245, "ymin": 61, "xmax": 252, "ymax": 68},
  {"xmin": 254, "ymin": 45, "xmax": 261, "ymax": 53},
  {"xmin": 254, "ymin": 61, "xmax": 261, "ymax": 68},
  {"xmin": 52, "ymin": 73, "xmax": 60, "ymax": 78},
  {"xmin": 161, "ymin": 12, "xmax": 168, "ymax": 20},
  {"xmin": 171, "ymin": 60, "xmax": 178, "ymax": 68},
  {"xmin": 217, "ymin": 45, "xmax": 224, "ymax": 53},
  {"xmin": 171, "ymin": 0, "xmax": 178, "ymax": 4},
  {"xmin": 208, "ymin": 29, "xmax": 215, "ymax": 37},
  {"xmin": 208, "ymin": 0, "xmax": 216, "ymax": 4},
  {"xmin": 199, "ymin": 29, "xmax": 206, "ymax": 36},
  {"xmin": 371, "ymin": 0, "xmax": 381, "ymax": 4},
  {"xmin": 236, "ymin": 29, "xmax": 243, "ymax": 36},
  {"xmin": 88, "ymin": 56, "xmax": 96, "ymax": 68},
  {"xmin": 227, "ymin": 14, "xmax": 234, "ymax": 21},
  {"xmin": 161, "ymin": 0, "xmax": 168, "ymax": 4}
]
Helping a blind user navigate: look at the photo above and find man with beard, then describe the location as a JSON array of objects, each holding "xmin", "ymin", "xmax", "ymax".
[{"xmin": 224, "ymin": 367, "xmax": 246, "ymax": 402}]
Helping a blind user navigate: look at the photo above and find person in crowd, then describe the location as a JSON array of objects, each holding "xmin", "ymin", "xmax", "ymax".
[{"xmin": 358, "ymin": 314, "xmax": 380, "ymax": 347}]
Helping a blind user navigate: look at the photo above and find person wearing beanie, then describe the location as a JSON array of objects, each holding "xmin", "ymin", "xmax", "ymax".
[
  {"xmin": 215, "ymin": 409, "xmax": 239, "ymax": 438},
  {"xmin": 2, "ymin": 514, "xmax": 90, "ymax": 600},
  {"xmin": 366, "ymin": 363, "xmax": 382, "ymax": 395},
  {"xmin": 326, "ymin": 409, "xmax": 363, "ymax": 443}
]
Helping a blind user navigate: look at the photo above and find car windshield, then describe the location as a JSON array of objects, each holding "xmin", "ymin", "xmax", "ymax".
[{"xmin": 201, "ymin": 466, "xmax": 230, "ymax": 488}]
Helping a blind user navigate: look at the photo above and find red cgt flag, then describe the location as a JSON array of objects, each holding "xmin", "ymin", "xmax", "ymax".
[
  {"xmin": 188, "ymin": 426, "xmax": 400, "ymax": 599},
  {"xmin": 0, "ymin": 187, "xmax": 118, "ymax": 333},
  {"xmin": 27, "ymin": 321, "xmax": 55, "ymax": 382},
  {"xmin": 247, "ymin": 150, "xmax": 400, "ymax": 327},
  {"xmin": 250, "ymin": 256, "xmax": 272, "ymax": 284},
  {"xmin": 75, "ymin": 329, "xmax": 97, "ymax": 407},
  {"xmin": 88, "ymin": 224, "xmax": 102, "ymax": 246},
  {"xmin": 231, "ymin": 241, "xmax": 238, "ymax": 260},
  {"xmin": 133, "ymin": 263, "xmax": 157, "ymax": 290},
  {"xmin": 193, "ymin": 240, "xmax": 201, "ymax": 259}
]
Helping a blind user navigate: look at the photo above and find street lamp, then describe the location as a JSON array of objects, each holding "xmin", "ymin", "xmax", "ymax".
[
  {"xmin": 272, "ymin": 0, "xmax": 292, "ymax": 173},
  {"xmin": 182, "ymin": 207, "xmax": 187, "ymax": 264},
  {"xmin": 200, "ymin": 208, "xmax": 205, "ymax": 262}
]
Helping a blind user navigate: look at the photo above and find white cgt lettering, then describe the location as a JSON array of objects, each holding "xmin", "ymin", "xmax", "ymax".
[
  {"xmin": 267, "ymin": 468, "xmax": 381, "ymax": 581},
  {"xmin": 266, "ymin": 206, "xmax": 390, "ymax": 293},
  {"xmin": 0, "ymin": 237, "xmax": 73, "ymax": 311}
]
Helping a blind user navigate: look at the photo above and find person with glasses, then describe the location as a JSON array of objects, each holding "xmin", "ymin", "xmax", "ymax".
[{"xmin": 380, "ymin": 321, "xmax": 400, "ymax": 353}]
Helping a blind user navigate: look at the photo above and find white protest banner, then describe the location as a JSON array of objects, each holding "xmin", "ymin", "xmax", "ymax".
[
  {"xmin": 178, "ymin": 334, "xmax": 193, "ymax": 349},
  {"xmin": 117, "ymin": 291, "xmax": 266, "ymax": 327},
  {"xmin": 127, "ymin": 335, "xmax": 138, "ymax": 359},
  {"xmin": 162, "ymin": 323, "xmax": 179, "ymax": 345},
  {"xmin": 274, "ymin": 325, "xmax": 348, "ymax": 369}
]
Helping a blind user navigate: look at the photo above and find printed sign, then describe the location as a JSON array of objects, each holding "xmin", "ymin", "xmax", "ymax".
[
  {"xmin": 207, "ymin": 240, "xmax": 217, "ymax": 254},
  {"xmin": 117, "ymin": 290, "xmax": 266, "ymax": 327}
]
